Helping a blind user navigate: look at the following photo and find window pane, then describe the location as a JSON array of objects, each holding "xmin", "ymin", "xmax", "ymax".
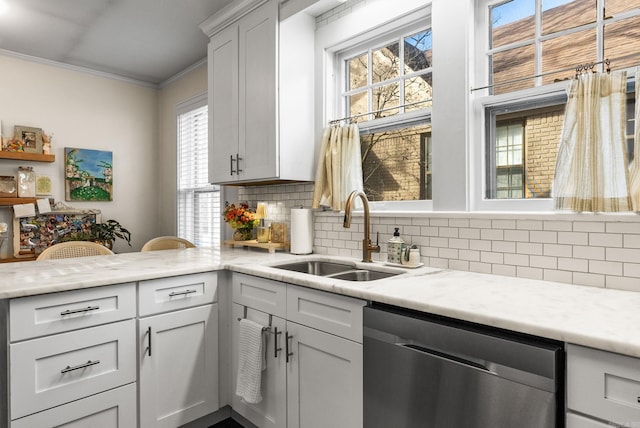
[
  {"xmin": 404, "ymin": 30, "xmax": 432, "ymax": 72},
  {"xmin": 361, "ymin": 123, "xmax": 432, "ymax": 201},
  {"xmin": 489, "ymin": 105, "xmax": 564, "ymax": 199},
  {"xmin": 605, "ymin": 16, "xmax": 640, "ymax": 70},
  {"xmin": 605, "ymin": 0, "xmax": 640, "ymax": 17},
  {"xmin": 372, "ymin": 42, "xmax": 399, "ymax": 83},
  {"xmin": 541, "ymin": 28, "xmax": 596, "ymax": 84},
  {"xmin": 372, "ymin": 82, "xmax": 399, "ymax": 118},
  {"xmin": 542, "ymin": 1, "xmax": 595, "ymax": 35},
  {"xmin": 348, "ymin": 52, "xmax": 368, "ymax": 90},
  {"xmin": 491, "ymin": 44, "xmax": 535, "ymax": 94},
  {"xmin": 348, "ymin": 91, "xmax": 369, "ymax": 122},
  {"xmin": 490, "ymin": 0, "xmax": 535, "ymax": 49},
  {"xmin": 405, "ymin": 73, "xmax": 433, "ymax": 111}
]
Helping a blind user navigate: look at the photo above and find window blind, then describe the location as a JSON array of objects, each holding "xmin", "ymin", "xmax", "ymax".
[{"xmin": 177, "ymin": 97, "xmax": 219, "ymax": 247}]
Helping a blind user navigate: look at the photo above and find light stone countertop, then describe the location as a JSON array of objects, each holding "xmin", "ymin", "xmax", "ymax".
[{"xmin": 2, "ymin": 247, "xmax": 639, "ymax": 358}]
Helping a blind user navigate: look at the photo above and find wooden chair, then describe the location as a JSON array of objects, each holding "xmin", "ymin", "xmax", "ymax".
[
  {"xmin": 36, "ymin": 241, "xmax": 114, "ymax": 260},
  {"xmin": 141, "ymin": 236, "xmax": 196, "ymax": 252}
]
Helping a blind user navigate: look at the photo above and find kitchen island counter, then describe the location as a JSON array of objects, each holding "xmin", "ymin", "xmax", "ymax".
[{"xmin": 1, "ymin": 247, "xmax": 639, "ymax": 358}]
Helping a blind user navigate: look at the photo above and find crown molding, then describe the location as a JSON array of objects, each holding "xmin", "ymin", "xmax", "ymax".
[{"xmin": 199, "ymin": 0, "xmax": 271, "ymax": 37}]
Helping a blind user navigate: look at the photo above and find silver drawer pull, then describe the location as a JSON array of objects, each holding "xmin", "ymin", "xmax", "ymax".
[
  {"xmin": 60, "ymin": 305, "xmax": 100, "ymax": 316},
  {"xmin": 168, "ymin": 289, "xmax": 197, "ymax": 297},
  {"xmin": 61, "ymin": 359, "xmax": 101, "ymax": 374}
]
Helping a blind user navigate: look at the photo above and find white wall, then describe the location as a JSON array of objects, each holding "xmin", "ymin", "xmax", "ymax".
[
  {"xmin": 0, "ymin": 54, "xmax": 159, "ymax": 253},
  {"xmin": 157, "ymin": 63, "xmax": 209, "ymax": 236}
]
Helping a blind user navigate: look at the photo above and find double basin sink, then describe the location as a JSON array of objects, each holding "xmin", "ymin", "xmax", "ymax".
[{"xmin": 270, "ymin": 260, "xmax": 404, "ymax": 282}]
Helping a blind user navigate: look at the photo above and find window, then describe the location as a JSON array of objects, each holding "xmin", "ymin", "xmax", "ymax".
[
  {"xmin": 177, "ymin": 95, "xmax": 219, "ymax": 247},
  {"xmin": 338, "ymin": 23, "xmax": 433, "ymax": 203},
  {"xmin": 478, "ymin": 0, "xmax": 640, "ymax": 206},
  {"xmin": 488, "ymin": 0, "xmax": 640, "ymax": 95}
]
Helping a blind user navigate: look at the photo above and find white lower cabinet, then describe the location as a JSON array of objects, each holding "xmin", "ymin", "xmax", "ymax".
[
  {"xmin": 11, "ymin": 383, "xmax": 137, "ymax": 428},
  {"xmin": 285, "ymin": 321, "xmax": 363, "ymax": 428},
  {"xmin": 566, "ymin": 343, "xmax": 640, "ymax": 427},
  {"xmin": 231, "ymin": 273, "xmax": 364, "ymax": 428},
  {"xmin": 138, "ymin": 273, "xmax": 219, "ymax": 428}
]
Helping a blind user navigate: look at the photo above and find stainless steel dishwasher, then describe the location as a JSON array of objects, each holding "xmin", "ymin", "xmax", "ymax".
[{"xmin": 364, "ymin": 304, "xmax": 564, "ymax": 428}]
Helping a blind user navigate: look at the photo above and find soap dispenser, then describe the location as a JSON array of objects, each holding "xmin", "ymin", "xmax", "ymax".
[{"xmin": 387, "ymin": 227, "xmax": 404, "ymax": 265}]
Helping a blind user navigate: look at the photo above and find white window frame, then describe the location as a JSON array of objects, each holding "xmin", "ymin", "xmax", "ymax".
[
  {"xmin": 323, "ymin": 3, "xmax": 434, "ymax": 212},
  {"xmin": 472, "ymin": 0, "xmax": 640, "ymax": 211},
  {"xmin": 176, "ymin": 93, "xmax": 220, "ymax": 246}
]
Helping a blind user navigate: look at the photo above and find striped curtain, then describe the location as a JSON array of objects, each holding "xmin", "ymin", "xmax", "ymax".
[{"xmin": 553, "ymin": 71, "xmax": 631, "ymax": 212}]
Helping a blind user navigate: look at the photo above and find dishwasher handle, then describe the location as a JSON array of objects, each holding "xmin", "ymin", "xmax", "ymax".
[{"xmin": 399, "ymin": 342, "xmax": 491, "ymax": 372}]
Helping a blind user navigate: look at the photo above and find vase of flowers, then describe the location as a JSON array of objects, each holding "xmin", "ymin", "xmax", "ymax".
[{"xmin": 224, "ymin": 202, "xmax": 259, "ymax": 241}]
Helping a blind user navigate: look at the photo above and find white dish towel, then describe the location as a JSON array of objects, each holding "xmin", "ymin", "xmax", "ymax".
[{"xmin": 235, "ymin": 318, "xmax": 265, "ymax": 404}]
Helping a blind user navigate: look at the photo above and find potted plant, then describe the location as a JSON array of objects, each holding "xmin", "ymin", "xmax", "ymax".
[{"xmin": 90, "ymin": 219, "xmax": 132, "ymax": 249}]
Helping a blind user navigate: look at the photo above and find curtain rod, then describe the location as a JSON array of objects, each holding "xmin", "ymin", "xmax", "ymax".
[
  {"xmin": 329, "ymin": 99, "xmax": 431, "ymax": 125},
  {"xmin": 472, "ymin": 50, "xmax": 640, "ymax": 92}
]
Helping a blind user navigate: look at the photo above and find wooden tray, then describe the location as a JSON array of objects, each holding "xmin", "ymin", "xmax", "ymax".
[{"xmin": 224, "ymin": 239, "xmax": 290, "ymax": 254}]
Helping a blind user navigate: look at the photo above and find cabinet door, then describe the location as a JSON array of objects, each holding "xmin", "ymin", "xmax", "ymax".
[
  {"xmin": 238, "ymin": 0, "xmax": 278, "ymax": 181},
  {"xmin": 11, "ymin": 383, "xmax": 137, "ymax": 428},
  {"xmin": 209, "ymin": 24, "xmax": 239, "ymax": 184},
  {"xmin": 231, "ymin": 304, "xmax": 286, "ymax": 428},
  {"xmin": 139, "ymin": 304, "xmax": 219, "ymax": 428},
  {"xmin": 286, "ymin": 322, "xmax": 363, "ymax": 428}
]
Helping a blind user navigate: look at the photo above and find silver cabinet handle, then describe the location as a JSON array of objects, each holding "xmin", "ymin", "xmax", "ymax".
[
  {"xmin": 61, "ymin": 359, "xmax": 100, "ymax": 374},
  {"xmin": 236, "ymin": 153, "xmax": 243, "ymax": 173},
  {"xmin": 230, "ymin": 154, "xmax": 236, "ymax": 175},
  {"xmin": 60, "ymin": 306, "xmax": 100, "ymax": 316},
  {"xmin": 274, "ymin": 326, "xmax": 282, "ymax": 358},
  {"xmin": 285, "ymin": 332, "xmax": 293, "ymax": 363},
  {"xmin": 168, "ymin": 289, "xmax": 196, "ymax": 297}
]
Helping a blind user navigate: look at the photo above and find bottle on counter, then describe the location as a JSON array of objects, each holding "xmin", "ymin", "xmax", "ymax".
[{"xmin": 387, "ymin": 227, "xmax": 404, "ymax": 264}]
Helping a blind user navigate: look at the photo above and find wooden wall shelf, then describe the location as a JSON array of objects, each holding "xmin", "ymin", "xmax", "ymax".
[
  {"xmin": 0, "ymin": 197, "xmax": 38, "ymax": 206},
  {"xmin": 0, "ymin": 151, "xmax": 55, "ymax": 163}
]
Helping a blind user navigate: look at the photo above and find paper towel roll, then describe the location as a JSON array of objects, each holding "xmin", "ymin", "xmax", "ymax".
[{"xmin": 290, "ymin": 208, "xmax": 313, "ymax": 254}]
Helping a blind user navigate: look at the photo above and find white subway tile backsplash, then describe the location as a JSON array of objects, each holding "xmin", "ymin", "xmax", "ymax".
[
  {"xmin": 529, "ymin": 231, "xmax": 557, "ymax": 244},
  {"xmin": 557, "ymin": 232, "xmax": 589, "ymax": 246},
  {"xmin": 572, "ymin": 245, "xmax": 605, "ymax": 260},
  {"xmin": 589, "ymin": 260, "xmax": 623, "ymax": 276},
  {"xmin": 590, "ymin": 233, "xmax": 623, "ymax": 247},
  {"xmin": 573, "ymin": 272, "xmax": 605, "ymax": 287},
  {"xmin": 607, "ymin": 248, "xmax": 640, "ymax": 263},
  {"xmin": 530, "ymin": 255, "xmax": 558, "ymax": 270},
  {"xmin": 238, "ymin": 183, "xmax": 640, "ymax": 292},
  {"xmin": 504, "ymin": 253, "xmax": 529, "ymax": 266},
  {"xmin": 504, "ymin": 229, "xmax": 530, "ymax": 242}
]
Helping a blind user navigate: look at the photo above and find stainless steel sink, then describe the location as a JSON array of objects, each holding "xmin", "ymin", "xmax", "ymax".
[
  {"xmin": 271, "ymin": 260, "xmax": 402, "ymax": 282},
  {"xmin": 272, "ymin": 261, "xmax": 355, "ymax": 276},
  {"xmin": 327, "ymin": 269, "xmax": 398, "ymax": 281}
]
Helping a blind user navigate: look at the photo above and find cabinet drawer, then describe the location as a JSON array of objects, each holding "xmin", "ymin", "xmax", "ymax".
[
  {"xmin": 11, "ymin": 383, "xmax": 137, "ymax": 428},
  {"xmin": 10, "ymin": 283, "xmax": 135, "ymax": 341},
  {"xmin": 287, "ymin": 286, "xmax": 365, "ymax": 342},
  {"xmin": 10, "ymin": 319, "xmax": 136, "ymax": 419},
  {"xmin": 233, "ymin": 273, "xmax": 286, "ymax": 318},
  {"xmin": 139, "ymin": 272, "xmax": 217, "ymax": 316},
  {"xmin": 567, "ymin": 344, "xmax": 640, "ymax": 425}
]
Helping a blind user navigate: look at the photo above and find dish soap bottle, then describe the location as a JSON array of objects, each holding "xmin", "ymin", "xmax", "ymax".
[{"xmin": 387, "ymin": 228, "xmax": 404, "ymax": 265}]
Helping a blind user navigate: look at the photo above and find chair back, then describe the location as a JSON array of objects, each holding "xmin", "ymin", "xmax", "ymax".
[
  {"xmin": 37, "ymin": 241, "xmax": 114, "ymax": 260},
  {"xmin": 141, "ymin": 236, "xmax": 196, "ymax": 252}
]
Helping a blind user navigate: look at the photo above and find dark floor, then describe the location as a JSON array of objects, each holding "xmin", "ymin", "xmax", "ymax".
[{"xmin": 209, "ymin": 418, "xmax": 244, "ymax": 428}]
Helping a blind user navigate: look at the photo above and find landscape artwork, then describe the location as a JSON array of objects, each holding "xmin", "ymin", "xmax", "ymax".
[{"xmin": 65, "ymin": 148, "xmax": 113, "ymax": 201}]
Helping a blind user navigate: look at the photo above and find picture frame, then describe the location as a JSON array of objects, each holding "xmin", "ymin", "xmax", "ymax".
[
  {"xmin": 14, "ymin": 125, "xmax": 43, "ymax": 154},
  {"xmin": 65, "ymin": 147, "xmax": 113, "ymax": 201}
]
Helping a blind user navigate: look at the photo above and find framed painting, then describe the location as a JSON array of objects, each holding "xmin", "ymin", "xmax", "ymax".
[
  {"xmin": 65, "ymin": 148, "xmax": 113, "ymax": 201},
  {"xmin": 14, "ymin": 125, "xmax": 43, "ymax": 153}
]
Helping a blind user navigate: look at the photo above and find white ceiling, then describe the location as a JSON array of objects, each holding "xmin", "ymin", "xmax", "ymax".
[{"xmin": 0, "ymin": 0, "xmax": 236, "ymax": 85}]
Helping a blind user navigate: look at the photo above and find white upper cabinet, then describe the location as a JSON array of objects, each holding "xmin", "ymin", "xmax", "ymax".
[{"xmin": 202, "ymin": 0, "xmax": 316, "ymax": 185}]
